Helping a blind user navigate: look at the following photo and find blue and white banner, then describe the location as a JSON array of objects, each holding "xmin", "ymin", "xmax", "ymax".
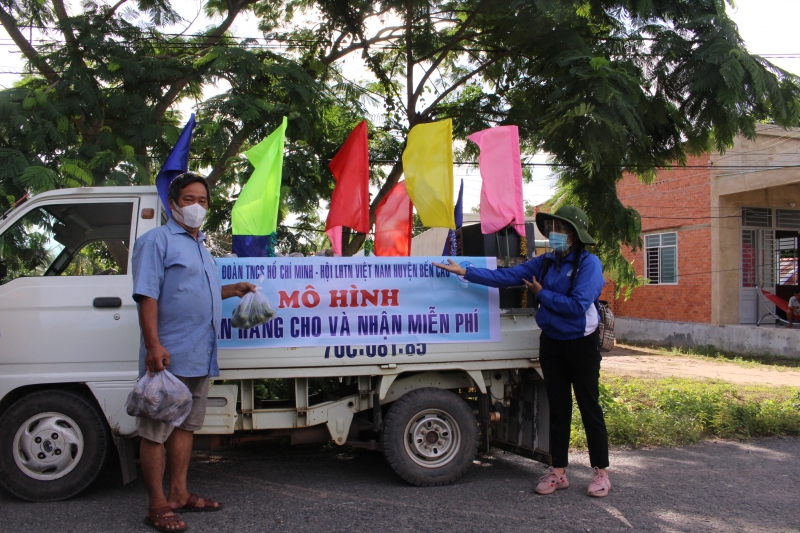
[{"xmin": 217, "ymin": 256, "xmax": 500, "ymax": 349}]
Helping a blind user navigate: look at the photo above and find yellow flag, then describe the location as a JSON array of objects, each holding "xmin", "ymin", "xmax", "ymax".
[{"xmin": 402, "ymin": 120, "xmax": 455, "ymax": 229}]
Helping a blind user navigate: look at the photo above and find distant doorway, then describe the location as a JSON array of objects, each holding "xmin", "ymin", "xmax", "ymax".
[
  {"xmin": 740, "ymin": 206, "xmax": 800, "ymax": 324},
  {"xmin": 775, "ymin": 231, "xmax": 799, "ymax": 320},
  {"xmin": 741, "ymin": 228, "xmax": 775, "ymax": 324}
]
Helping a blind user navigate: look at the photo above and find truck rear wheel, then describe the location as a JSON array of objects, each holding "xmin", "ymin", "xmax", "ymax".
[
  {"xmin": 0, "ymin": 390, "xmax": 109, "ymax": 501},
  {"xmin": 382, "ymin": 387, "xmax": 478, "ymax": 486}
]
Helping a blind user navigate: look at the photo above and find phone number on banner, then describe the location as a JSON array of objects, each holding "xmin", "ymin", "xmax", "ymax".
[{"xmin": 324, "ymin": 343, "xmax": 427, "ymax": 359}]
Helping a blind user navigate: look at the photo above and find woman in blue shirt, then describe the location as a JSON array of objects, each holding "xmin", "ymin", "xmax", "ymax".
[{"xmin": 434, "ymin": 206, "xmax": 611, "ymax": 498}]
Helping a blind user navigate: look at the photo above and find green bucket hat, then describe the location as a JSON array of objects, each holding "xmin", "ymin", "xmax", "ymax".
[{"xmin": 535, "ymin": 205, "xmax": 596, "ymax": 245}]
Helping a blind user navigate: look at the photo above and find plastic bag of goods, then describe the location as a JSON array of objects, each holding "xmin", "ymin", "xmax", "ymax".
[
  {"xmin": 125, "ymin": 370, "xmax": 193, "ymax": 426},
  {"xmin": 231, "ymin": 275, "xmax": 276, "ymax": 329}
]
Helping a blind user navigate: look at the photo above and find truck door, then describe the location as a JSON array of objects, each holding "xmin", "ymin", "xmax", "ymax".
[{"xmin": 0, "ymin": 198, "xmax": 140, "ymax": 387}]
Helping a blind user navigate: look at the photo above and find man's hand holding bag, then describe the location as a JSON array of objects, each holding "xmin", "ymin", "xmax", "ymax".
[{"xmin": 125, "ymin": 370, "xmax": 193, "ymax": 427}]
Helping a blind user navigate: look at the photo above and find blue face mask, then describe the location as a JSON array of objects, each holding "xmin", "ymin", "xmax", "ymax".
[{"xmin": 549, "ymin": 232, "xmax": 570, "ymax": 253}]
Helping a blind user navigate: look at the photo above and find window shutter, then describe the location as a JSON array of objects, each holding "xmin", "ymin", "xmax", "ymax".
[
  {"xmin": 661, "ymin": 246, "xmax": 677, "ymax": 283},
  {"xmin": 776, "ymin": 209, "xmax": 800, "ymax": 230},
  {"xmin": 742, "ymin": 207, "xmax": 772, "ymax": 228}
]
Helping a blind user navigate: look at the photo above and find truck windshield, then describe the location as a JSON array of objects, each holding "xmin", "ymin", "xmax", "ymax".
[{"xmin": 0, "ymin": 201, "xmax": 134, "ymax": 284}]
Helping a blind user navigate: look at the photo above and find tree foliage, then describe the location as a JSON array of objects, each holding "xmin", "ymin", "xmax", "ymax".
[
  {"xmin": 0, "ymin": 0, "xmax": 364, "ymax": 255},
  {"xmin": 287, "ymin": 0, "xmax": 800, "ymax": 288},
  {"xmin": 1, "ymin": 0, "xmax": 799, "ymax": 289}
]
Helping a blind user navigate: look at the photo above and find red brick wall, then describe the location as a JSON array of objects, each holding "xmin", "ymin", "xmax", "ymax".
[{"xmin": 600, "ymin": 155, "xmax": 713, "ymax": 323}]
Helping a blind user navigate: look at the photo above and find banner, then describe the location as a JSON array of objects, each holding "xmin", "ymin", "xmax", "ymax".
[{"xmin": 217, "ymin": 256, "xmax": 500, "ymax": 350}]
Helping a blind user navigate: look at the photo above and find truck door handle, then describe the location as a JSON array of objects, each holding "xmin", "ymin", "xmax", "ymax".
[{"xmin": 93, "ymin": 297, "xmax": 122, "ymax": 308}]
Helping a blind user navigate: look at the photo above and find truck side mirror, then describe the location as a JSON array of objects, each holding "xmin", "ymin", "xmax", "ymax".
[{"xmin": 0, "ymin": 261, "xmax": 7, "ymax": 280}]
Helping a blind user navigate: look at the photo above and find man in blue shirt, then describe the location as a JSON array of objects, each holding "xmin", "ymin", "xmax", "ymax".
[{"xmin": 132, "ymin": 173, "xmax": 254, "ymax": 532}]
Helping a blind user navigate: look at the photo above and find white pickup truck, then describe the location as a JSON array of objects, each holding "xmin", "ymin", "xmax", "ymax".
[{"xmin": 0, "ymin": 186, "xmax": 549, "ymax": 502}]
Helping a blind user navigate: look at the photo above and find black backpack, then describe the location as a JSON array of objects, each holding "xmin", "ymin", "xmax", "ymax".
[{"xmin": 537, "ymin": 254, "xmax": 615, "ymax": 352}]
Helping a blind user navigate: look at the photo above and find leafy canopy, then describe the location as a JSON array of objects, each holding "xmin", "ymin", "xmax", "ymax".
[{"xmin": 1, "ymin": 0, "xmax": 799, "ymax": 289}]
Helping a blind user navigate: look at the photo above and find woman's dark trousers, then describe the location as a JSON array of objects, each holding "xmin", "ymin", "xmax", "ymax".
[{"xmin": 539, "ymin": 330, "xmax": 609, "ymax": 468}]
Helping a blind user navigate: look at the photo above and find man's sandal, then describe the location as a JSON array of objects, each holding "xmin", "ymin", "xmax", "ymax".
[
  {"xmin": 145, "ymin": 506, "xmax": 187, "ymax": 532},
  {"xmin": 179, "ymin": 493, "xmax": 224, "ymax": 513}
]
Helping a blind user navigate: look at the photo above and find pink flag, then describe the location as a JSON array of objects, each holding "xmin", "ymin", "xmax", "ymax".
[
  {"xmin": 374, "ymin": 182, "xmax": 413, "ymax": 256},
  {"xmin": 467, "ymin": 125, "xmax": 526, "ymax": 236},
  {"xmin": 326, "ymin": 226, "xmax": 342, "ymax": 256},
  {"xmin": 326, "ymin": 121, "xmax": 370, "ymax": 255}
]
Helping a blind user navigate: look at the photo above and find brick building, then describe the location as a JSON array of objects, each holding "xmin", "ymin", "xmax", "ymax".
[{"xmin": 602, "ymin": 124, "xmax": 800, "ymax": 325}]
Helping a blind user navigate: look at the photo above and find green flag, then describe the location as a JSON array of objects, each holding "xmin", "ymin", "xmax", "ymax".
[{"xmin": 232, "ymin": 117, "xmax": 287, "ymax": 235}]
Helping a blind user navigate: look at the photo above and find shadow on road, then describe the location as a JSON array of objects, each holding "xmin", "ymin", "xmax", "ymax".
[{"xmin": 1, "ymin": 437, "xmax": 797, "ymax": 532}]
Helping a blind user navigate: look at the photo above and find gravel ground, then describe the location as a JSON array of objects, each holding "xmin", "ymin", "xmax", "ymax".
[
  {"xmin": 602, "ymin": 345, "xmax": 800, "ymax": 386},
  {"xmin": 1, "ymin": 436, "xmax": 798, "ymax": 533}
]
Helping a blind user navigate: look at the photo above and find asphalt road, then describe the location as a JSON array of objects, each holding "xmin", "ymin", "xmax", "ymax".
[{"xmin": 1, "ymin": 437, "xmax": 798, "ymax": 533}]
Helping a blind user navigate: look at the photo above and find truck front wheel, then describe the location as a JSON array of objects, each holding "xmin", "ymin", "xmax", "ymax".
[
  {"xmin": 382, "ymin": 387, "xmax": 478, "ymax": 486},
  {"xmin": 0, "ymin": 390, "xmax": 109, "ymax": 501}
]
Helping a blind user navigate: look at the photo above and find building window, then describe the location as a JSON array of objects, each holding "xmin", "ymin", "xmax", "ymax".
[
  {"xmin": 776, "ymin": 209, "xmax": 800, "ymax": 230},
  {"xmin": 742, "ymin": 207, "xmax": 772, "ymax": 228},
  {"xmin": 645, "ymin": 232, "xmax": 678, "ymax": 285}
]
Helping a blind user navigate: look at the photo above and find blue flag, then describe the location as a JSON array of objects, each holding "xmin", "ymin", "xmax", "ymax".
[
  {"xmin": 442, "ymin": 179, "xmax": 464, "ymax": 255},
  {"xmin": 156, "ymin": 114, "xmax": 196, "ymax": 218}
]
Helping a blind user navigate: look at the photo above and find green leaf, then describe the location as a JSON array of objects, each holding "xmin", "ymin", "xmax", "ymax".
[
  {"xmin": 590, "ymin": 57, "xmax": 610, "ymax": 71},
  {"xmin": 15, "ymin": 166, "xmax": 58, "ymax": 193},
  {"xmin": 193, "ymin": 51, "xmax": 220, "ymax": 69},
  {"xmin": 60, "ymin": 161, "xmax": 93, "ymax": 185}
]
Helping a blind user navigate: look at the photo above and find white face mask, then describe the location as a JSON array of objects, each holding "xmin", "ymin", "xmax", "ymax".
[{"xmin": 171, "ymin": 202, "xmax": 207, "ymax": 229}]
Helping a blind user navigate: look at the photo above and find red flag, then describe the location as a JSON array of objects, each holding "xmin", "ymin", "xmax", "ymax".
[
  {"xmin": 326, "ymin": 121, "xmax": 370, "ymax": 255},
  {"xmin": 374, "ymin": 182, "xmax": 412, "ymax": 256}
]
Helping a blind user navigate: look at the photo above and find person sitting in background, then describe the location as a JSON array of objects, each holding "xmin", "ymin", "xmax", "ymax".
[{"xmin": 788, "ymin": 289, "xmax": 800, "ymax": 328}]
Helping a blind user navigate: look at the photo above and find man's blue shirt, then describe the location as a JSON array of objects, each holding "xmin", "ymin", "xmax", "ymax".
[{"xmin": 131, "ymin": 219, "xmax": 222, "ymax": 378}]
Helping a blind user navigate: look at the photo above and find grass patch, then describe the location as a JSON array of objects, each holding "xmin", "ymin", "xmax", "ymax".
[
  {"xmin": 570, "ymin": 376, "xmax": 800, "ymax": 449},
  {"xmin": 619, "ymin": 342, "xmax": 800, "ymax": 369}
]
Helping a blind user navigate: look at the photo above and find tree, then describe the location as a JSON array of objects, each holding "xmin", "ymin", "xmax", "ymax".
[
  {"xmin": 2, "ymin": 0, "xmax": 799, "ymax": 291},
  {"xmin": 286, "ymin": 0, "xmax": 800, "ymax": 288},
  {"xmin": 0, "ymin": 0, "xmax": 366, "ymax": 257}
]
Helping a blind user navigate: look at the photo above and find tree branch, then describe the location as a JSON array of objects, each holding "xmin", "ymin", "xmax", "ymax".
[
  {"xmin": 322, "ymin": 29, "xmax": 404, "ymax": 65},
  {"xmin": 152, "ymin": 0, "xmax": 259, "ymax": 122},
  {"xmin": 369, "ymin": 160, "xmax": 404, "ymax": 224},
  {"xmin": 52, "ymin": 0, "xmax": 78, "ymax": 54},
  {"xmin": 0, "ymin": 4, "xmax": 60, "ymax": 84},
  {"xmin": 406, "ymin": 0, "xmax": 414, "ymax": 121},
  {"xmin": 104, "ymin": 0, "xmax": 129, "ymax": 22},
  {"xmin": 206, "ymin": 125, "xmax": 255, "ymax": 189},
  {"xmin": 328, "ymin": 31, "xmax": 349, "ymax": 58},
  {"xmin": 411, "ymin": 0, "xmax": 493, "ymax": 107},
  {"xmin": 420, "ymin": 52, "xmax": 508, "ymax": 119}
]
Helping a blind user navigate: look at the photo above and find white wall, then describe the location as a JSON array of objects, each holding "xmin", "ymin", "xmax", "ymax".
[{"xmin": 616, "ymin": 317, "xmax": 800, "ymax": 358}]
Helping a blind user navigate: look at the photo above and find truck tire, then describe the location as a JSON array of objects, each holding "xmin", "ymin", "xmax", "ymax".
[
  {"xmin": 0, "ymin": 390, "xmax": 110, "ymax": 501},
  {"xmin": 382, "ymin": 387, "xmax": 478, "ymax": 486}
]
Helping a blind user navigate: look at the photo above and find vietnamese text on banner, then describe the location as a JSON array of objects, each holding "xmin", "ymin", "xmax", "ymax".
[{"xmin": 217, "ymin": 256, "xmax": 500, "ymax": 349}]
